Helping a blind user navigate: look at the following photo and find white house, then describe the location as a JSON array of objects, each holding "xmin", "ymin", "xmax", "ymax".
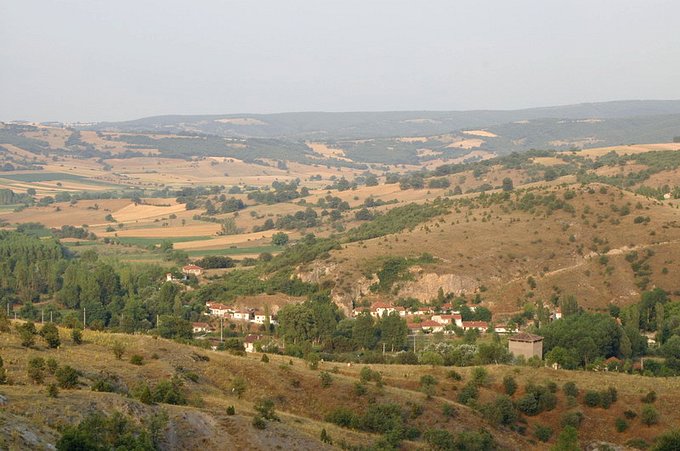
[
  {"xmin": 432, "ymin": 314, "xmax": 463, "ymax": 328},
  {"xmin": 462, "ymin": 321, "xmax": 488, "ymax": 332},
  {"xmin": 232, "ymin": 310, "xmax": 254, "ymax": 321},
  {"xmin": 182, "ymin": 264, "xmax": 204, "ymax": 276},
  {"xmin": 192, "ymin": 322, "xmax": 210, "ymax": 334},
  {"xmin": 206, "ymin": 302, "xmax": 232, "ymax": 317},
  {"xmin": 493, "ymin": 324, "xmax": 516, "ymax": 334},
  {"xmin": 419, "ymin": 320, "xmax": 445, "ymax": 333}
]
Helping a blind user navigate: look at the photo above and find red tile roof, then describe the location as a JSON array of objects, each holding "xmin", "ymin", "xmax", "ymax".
[
  {"xmin": 509, "ymin": 332, "xmax": 543, "ymax": 342},
  {"xmin": 183, "ymin": 264, "xmax": 203, "ymax": 271}
]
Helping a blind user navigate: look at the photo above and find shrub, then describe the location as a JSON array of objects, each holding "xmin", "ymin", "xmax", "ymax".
[
  {"xmin": 481, "ymin": 395, "xmax": 517, "ymax": 426},
  {"xmin": 457, "ymin": 381, "xmax": 479, "ymax": 405},
  {"xmin": 424, "ymin": 429, "xmax": 454, "ymax": 450},
  {"xmin": 554, "ymin": 426, "xmax": 579, "ymax": 450},
  {"xmin": 561, "ymin": 411, "xmax": 584, "ymax": 429},
  {"xmin": 46, "ymin": 357, "xmax": 58, "ymax": 375},
  {"xmin": 320, "ymin": 428, "xmax": 333, "ymax": 444},
  {"xmin": 40, "ymin": 323, "xmax": 61, "ymax": 348},
  {"xmin": 615, "ymin": 417, "xmax": 628, "ymax": 432},
  {"xmin": 584, "ymin": 390, "xmax": 600, "ymax": 407},
  {"xmin": 623, "ymin": 409, "xmax": 637, "ymax": 420},
  {"xmin": 442, "ymin": 404, "xmax": 457, "ymax": 418},
  {"xmin": 641, "ymin": 390, "xmax": 656, "ymax": 403},
  {"xmin": 503, "ymin": 375, "xmax": 517, "ymax": 395},
  {"xmin": 599, "ymin": 390, "xmax": 613, "ymax": 409},
  {"xmin": 534, "ymin": 424, "xmax": 553, "ymax": 442},
  {"xmin": 326, "ymin": 407, "xmax": 356, "ymax": 428},
  {"xmin": 91, "ymin": 372, "xmax": 120, "ymax": 393},
  {"xmin": 607, "ymin": 386, "xmax": 618, "ymax": 402},
  {"xmin": 252, "ymin": 415, "xmax": 266, "ymax": 430},
  {"xmin": 152, "ymin": 377, "xmax": 186, "ymax": 405},
  {"xmin": 17, "ymin": 322, "xmax": 37, "ymax": 347},
  {"xmin": 516, "ymin": 393, "xmax": 540, "ymax": 416},
  {"xmin": 354, "ymin": 382, "xmax": 367, "ymax": 396},
  {"xmin": 56, "ymin": 411, "xmax": 156, "ymax": 450},
  {"xmin": 56, "ymin": 365, "xmax": 79, "ymax": 389},
  {"xmin": 70, "ymin": 328, "xmax": 83, "ymax": 345},
  {"xmin": 111, "ymin": 341, "xmax": 125, "ymax": 360},
  {"xmin": 261, "ymin": 354, "xmax": 269, "ymax": 363},
  {"xmin": 27, "ymin": 357, "xmax": 46, "ymax": 384},
  {"xmin": 129, "ymin": 355, "xmax": 144, "ymax": 366},
  {"xmin": 562, "ymin": 381, "xmax": 578, "ymax": 397},
  {"xmin": 471, "ymin": 367, "xmax": 490, "ymax": 386},
  {"xmin": 546, "ymin": 381, "xmax": 558, "ymax": 393},
  {"xmin": 447, "ymin": 370, "xmax": 462, "ymax": 381},
  {"xmin": 0, "ymin": 357, "xmax": 6, "ymax": 385},
  {"xmin": 231, "ymin": 377, "xmax": 247, "ymax": 398},
  {"xmin": 48, "ymin": 383, "xmax": 59, "ymax": 398},
  {"xmin": 653, "ymin": 429, "xmax": 680, "ymax": 451},
  {"xmin": 226, "ymin": 406, "xmax": 235, "ymax": 415},
  {"xmin": 319, "ymin": 371, "xmax": 332, "ymax": 388},
  {"xmin": 640, "ymin": 405, "xmax": 659, "ymax": 426},
  {"xmin": 254, "ymin": 398, "xmax": 278, "ymax": 421}
]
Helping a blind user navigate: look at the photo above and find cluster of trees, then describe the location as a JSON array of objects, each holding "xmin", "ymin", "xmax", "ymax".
[
  {"xmin": 272, "ymin": 207, "xmax": 319, "ymax": 230},
  {"xmin": 0, "ymin": 188, "xmax": 33, "ymax": 205},
  {"xmin": 247, "ymin": 180, "xmax": 309, "ymax": 204},
  {"xmin": 0, "ymin": 231, "xmax": 65, "ymax": 304},
  {"xmin": 276, "ymin": 295, "xmax": 409, "ymax": 354}
]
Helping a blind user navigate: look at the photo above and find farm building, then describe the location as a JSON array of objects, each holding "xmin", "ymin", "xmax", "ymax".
[
  {"xmin": 508, "ymin": 332, "xmax": 544, "ymax": 360},
  {"xmin": 182, "ymin": 264, "xmax": 204, "ymax": 276}
]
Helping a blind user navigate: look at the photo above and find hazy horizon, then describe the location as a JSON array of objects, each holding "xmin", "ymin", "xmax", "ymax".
[{"xmin": 2, "ymin": 0, "xmax": 679, "ymax": 122}]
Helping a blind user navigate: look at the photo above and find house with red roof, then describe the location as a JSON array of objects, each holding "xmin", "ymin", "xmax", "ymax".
[
  {"xmin": 432, "ymin": 314, "xmax": 463, "ymax": 328},
  {"xmin": 461, "ymin": 321, "xmax": 488, "ymax": 332},
  {"xmin": 419, "ymin": 320, "xmax": 445, "ymax": 333},
  {"xmin": 206, "ymin": 302, "xmax": 232, "ymax": 317},
  {"xmin": 182, "ymin": 264, "xmax": 204, "ymax": 276}
]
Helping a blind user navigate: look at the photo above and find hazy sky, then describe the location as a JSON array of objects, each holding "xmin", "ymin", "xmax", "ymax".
[{"xmin": 2, "ymin": 0, "xmax": 679, "ymax": 122}]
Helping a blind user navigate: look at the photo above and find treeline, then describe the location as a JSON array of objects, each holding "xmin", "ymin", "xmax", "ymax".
[
  {"xmin": 0, "ymin": 188, "xmax": 33, "ymax": 205},
  {"xmin": 0, "ymin": 231, "xmax": 204, "ymax": 336}
]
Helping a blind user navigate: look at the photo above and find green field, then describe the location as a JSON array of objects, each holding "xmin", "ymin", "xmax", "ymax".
[{"xmin": 0, "ymin": 172, "xmax": 90, "ymax": 182}]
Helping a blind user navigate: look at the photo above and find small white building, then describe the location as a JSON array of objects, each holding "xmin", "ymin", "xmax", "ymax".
[
  {"xmin": 244, "ymin": 334, "xmax": 264, "ymax": 353},
  {"xmin": 192, "ymin": 322, "xmax": 209, "ymax": 334}
]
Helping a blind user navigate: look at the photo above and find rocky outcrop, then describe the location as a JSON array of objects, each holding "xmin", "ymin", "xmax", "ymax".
[{"xmin": 398, "ymin": 272, "xmax": 478, "ymax": 302}]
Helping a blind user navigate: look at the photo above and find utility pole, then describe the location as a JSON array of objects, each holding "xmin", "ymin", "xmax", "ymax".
[
  {"xmin": 220, "ymin": 317, "xmax": 224, "ymax": 342},
  {"xmin": 41, "ymin": 310, "xmax": 44, "ymax": 324},
  {"xmin": 50, "ymin": 311, "xmax": 53, "ymax": 323},
  {"xmin": 83, "ymin": 307, "xmax": 86, "ymax": 328},
  {"xmin": 382, "ymin": 342, "xmax": 386, "ymax": 354}
]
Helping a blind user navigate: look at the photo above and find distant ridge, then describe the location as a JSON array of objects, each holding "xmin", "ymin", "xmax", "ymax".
[{"xmin": 86, "ymin": 100, "xmax": 680, "ymax": 140}]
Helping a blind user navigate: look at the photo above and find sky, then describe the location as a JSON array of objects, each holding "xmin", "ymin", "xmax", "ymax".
[{"xmin": 1, "ymin": 0, "xmax": 679, "ymax": 122}]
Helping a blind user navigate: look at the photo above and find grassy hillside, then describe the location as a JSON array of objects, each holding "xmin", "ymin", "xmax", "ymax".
[{"xmin": 2, "ymin": 323, "xmax": 678, "ymax": 450}]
